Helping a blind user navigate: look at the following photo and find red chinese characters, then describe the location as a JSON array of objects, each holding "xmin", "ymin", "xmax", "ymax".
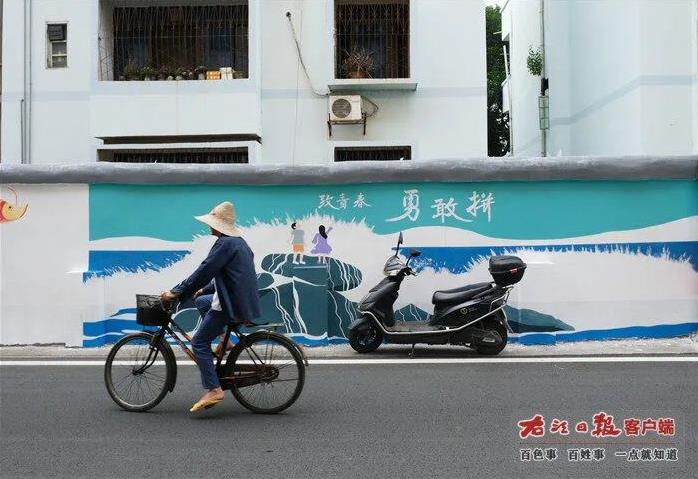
[
  {"xmin": 658, "ymin": 418, "xmax": 675, "ymax": 436},
  {"xmin": 641, "ymin": 418, "xmax": 657, "ymax": 435},
  {"xmin": 517, "ymin": 414, "xmax": 677, "ymax": 439},
  {"xmin": 550, "ymin": 418, "xmax": 569, "ymax": 435},
  {"xmin": 591, "ymin": 412, "xmax": 622, "ymax": 437},
  {"xmin": 624, "ymin": 418, "xmax": 641, "ymax": 436},
  {"xmin": 518, "ymin": 415, "xmax": 545, "ymax": 439}
]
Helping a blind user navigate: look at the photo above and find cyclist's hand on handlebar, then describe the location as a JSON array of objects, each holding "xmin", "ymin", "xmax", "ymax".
[{"xmin": 160, "ymin": 290, "xmax": 178, "ymax": 302}]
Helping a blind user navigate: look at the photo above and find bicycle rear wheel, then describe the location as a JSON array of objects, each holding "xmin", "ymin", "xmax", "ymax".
[
  {"xmin": 104, "ymin": 333, "xmax": 173, "ymax": 412},
  {"xmin": 224, "ymin": 331, "xmax": 305, "ymax": 414}
]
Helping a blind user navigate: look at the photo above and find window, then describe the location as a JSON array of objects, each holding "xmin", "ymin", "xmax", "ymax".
[
  {"xmin": 99, "ymin": 2, "xmax": 248, "ymax": 81},
  {"xmin": 334, "ymin": 146, "xmax": 411, "ymax": 162},
  {"xmin": 334, "ymin": 0, "xmax": 409, "ymax": 79},
  {"xmin": 47, "ymin": 24, "xmax": 68, "ymax": 68},
  {"xmin": 98, "ymin": 148, "xmax": 249, "ymax": 164}
]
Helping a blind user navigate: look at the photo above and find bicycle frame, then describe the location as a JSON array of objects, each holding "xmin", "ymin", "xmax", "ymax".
[{"xmin": 138, "ymin": 315, "xmax": 286, "ymax": 391}]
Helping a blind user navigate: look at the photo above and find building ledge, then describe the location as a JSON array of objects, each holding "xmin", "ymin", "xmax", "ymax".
[
  {"xmin": 3, "ymin": 157, "xmax": 696, "ymax": 184},
  {"xmin": 328, "ymin": 78, "xmax": 418, "ymax": 92}
]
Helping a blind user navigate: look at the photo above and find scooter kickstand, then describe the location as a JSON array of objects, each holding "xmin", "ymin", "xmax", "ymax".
[{"xmin": 409, "ymin": 343, "xmax": 416, "ymax": 358}]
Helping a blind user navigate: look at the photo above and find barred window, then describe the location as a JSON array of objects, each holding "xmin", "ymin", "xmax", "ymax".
[
  {"xmin": 334, "ymin": 0, "xmax": 410, "ymax": 79},
  {"xmin": 47, "ymin": 24, "xmax": 68, "ymax": 69},
  {"xmin": 334, "ymin": 146, "xmax": 411, "ymax": 162},
  {"xmin": 99, "ymin": 148, "xmax": 249, "ymax": 164},
  {"xmin": 99, "ymin": 1, "xmax": 248, "ymax": 81}
]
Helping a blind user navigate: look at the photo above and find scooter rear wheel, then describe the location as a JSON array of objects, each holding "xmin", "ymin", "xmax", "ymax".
[
  {"xmin": 474, "ymin": 317, "xmax": 508, "ymax": 356},
  {"xmin": 348, "ymin": 323, "xmax": 383, "ymax": 353}
]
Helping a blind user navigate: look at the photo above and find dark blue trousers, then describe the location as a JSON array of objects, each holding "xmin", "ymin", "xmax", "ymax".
[
  {"xmin": 194, "ymin": 294, "xmax": 213, "ymax": 319},
  {"xmin": 192, "ymin": 294, "xmax": 228, "ymax": 390}
]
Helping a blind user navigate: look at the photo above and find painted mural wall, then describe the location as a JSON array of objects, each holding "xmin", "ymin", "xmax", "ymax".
[{"xmin": 1, "ymin": 181, "xmax": 697, "ymax": 347}]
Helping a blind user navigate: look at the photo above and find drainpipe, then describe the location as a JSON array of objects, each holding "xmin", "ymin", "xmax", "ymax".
[
  {"xmin": 503, "ymin": 44, "xmax": 513, "ymax": 155},
  {"xmin": 539, "ymin": 0, "xmax": 547, "ymax": 157},
  {"xmin": 22, "ymin": 0, "xmax": 32, "ymax": 164}
]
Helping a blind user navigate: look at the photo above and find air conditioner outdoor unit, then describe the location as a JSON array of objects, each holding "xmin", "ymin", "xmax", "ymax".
[{"xmin": 329, "ymin": 95, "xmax": 363, "ymax": 122}]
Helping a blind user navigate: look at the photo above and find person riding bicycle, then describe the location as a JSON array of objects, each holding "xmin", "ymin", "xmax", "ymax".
[{"xmin": 161, "ymin": 201, "xmax": 260, "ymax": 413}]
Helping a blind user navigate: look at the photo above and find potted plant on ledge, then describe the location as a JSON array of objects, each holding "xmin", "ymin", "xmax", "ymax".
[
  {"xmin": 195, "ymin": 66, "xmax": 207, "ymax": 80},
  {"xmin": 141, "ymin": 66, "xmax": 157, "ymax": 81},
  {"xmin": 123, "ymin": 63, "xmax": 141, "ymax": 81},
  {"xmin": 341, "ymin": 47, "xmax": 375, "ymax": 79}
]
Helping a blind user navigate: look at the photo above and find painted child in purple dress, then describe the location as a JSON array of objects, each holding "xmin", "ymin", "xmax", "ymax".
[{"xmin": 311, "ymin": 225, "xmax": 333, "ymax": 264}]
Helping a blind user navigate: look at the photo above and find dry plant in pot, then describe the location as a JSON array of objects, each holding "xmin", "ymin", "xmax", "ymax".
[{"xmin": 341, "ymin": 47, "xmax": 375, "ymax": 79}]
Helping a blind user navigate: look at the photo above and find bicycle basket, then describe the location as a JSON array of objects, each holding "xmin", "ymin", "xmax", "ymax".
[{"xmin": 136, "ymin": 294, "xmax": 172, "ymax": 326}]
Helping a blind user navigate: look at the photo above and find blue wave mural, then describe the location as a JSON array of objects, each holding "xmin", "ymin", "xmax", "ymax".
[
  {"xmin": 511, "ymin": 322, "xmax": 698, "ymax": 345},
  {"xmin": 82, "ymin": 250, "xmax": 191, "ymax": 282},
  {"xmin": 83, "ymin": 317, "xmax": 698, "ymax": 347},
  {"xmin": 403, "ymin": 241, "xmax": 698, "ymax": 273}
]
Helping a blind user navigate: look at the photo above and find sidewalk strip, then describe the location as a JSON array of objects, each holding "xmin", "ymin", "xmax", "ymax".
[{"xmin": 1, "ymin": 356, "xmax": 697, "ymax": 366}]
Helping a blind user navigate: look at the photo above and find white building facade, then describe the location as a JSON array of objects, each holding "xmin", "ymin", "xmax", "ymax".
[
  {"xmin": 1, "ymin": 0, "xmax": 487, "ymax": 165},
  {"xmin": 501, "ymin": 0, "xmax": 698, "ymax": 157}
]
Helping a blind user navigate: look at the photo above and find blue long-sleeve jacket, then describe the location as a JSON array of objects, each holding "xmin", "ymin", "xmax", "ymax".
[{"xmin": 171, "ymin": 236, "xmax": 261, "ymax": 323}]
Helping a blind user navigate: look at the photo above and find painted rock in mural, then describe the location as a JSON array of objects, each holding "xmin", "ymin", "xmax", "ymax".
[
  {"xmin": 504, "ymin": 306, "xmax": 574, "ymax": 333},
  {"xmin": 394, "ymin": 304, "xmax": 430, "ymax": 322},
  {"xmin": 327, "ymin": 290, "xmax": 360, "ymax": 339},
  {"xmin": 256, "ymin": 272, "xmax": 274, "ymax": 291},
  {"xmin": 258, "ymin": 254, "xmax": 362, "ymax": 342},
  {"xmin": 261, "ymin": 254, "xmax": 362, "ymax": 291}
]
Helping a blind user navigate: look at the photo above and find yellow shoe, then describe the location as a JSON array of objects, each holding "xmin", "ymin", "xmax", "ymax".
[{"xmin": 189, "ymin": 397, "xmax": 223, "ymax": 413}]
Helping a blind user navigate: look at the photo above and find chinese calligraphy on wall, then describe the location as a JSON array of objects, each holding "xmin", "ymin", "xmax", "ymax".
[
  {"xmin": 317, "ymin": 193, "xmax": 371, "ymax": 210},
  {"xmin": 386, "ymin": 189, "xmax": 495, "ymax": 224}
]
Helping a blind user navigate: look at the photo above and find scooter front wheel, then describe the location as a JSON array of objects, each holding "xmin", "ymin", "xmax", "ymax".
[{"xmin": 348, "ymin": 323, "xmax": 383, "ymax": 353}]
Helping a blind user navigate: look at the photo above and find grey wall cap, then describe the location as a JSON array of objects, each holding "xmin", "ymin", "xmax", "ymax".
[{"xmin": 1, "ymin": 156, "xmax": 696, "ymax": 185}]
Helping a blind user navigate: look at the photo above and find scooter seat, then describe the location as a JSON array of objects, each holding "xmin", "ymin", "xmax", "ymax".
[{"xmin": 432, "ymin": 282, "xmax": 493, "ymax": 305}]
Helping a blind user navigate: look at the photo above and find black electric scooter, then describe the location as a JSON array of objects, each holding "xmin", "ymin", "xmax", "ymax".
[{"xmin": 348, "ymin": 232, "xmax": 526, "ymax": 355}]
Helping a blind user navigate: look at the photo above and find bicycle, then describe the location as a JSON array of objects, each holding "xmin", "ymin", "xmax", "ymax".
[{"xmin": 104, "ymin": 295, "xmax": 307, "ymax": 413}]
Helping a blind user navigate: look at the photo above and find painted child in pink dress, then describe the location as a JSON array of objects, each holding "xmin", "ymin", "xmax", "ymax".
[{"xmin": 311, "ymin": 225, "xmax": 333, "ymax": 264}]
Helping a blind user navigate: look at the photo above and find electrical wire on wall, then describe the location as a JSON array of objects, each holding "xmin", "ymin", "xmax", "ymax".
[
  {"xmin": 288, "ymin": 8, "xmax": 303, "ymax": 165},
  {"xmin": 286, "ymin": 11, "xmax": 329, "ymax": 98}
]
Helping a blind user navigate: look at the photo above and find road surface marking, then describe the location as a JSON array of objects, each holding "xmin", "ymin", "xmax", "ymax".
[{"xmin": 1, "ymin": 356, "xmax": 697, "ymax": 366}]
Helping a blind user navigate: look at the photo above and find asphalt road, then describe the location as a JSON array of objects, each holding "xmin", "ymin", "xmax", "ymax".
[{"xmin": 0, "ymin": 361, "xmax": 695, "ymax": 479}]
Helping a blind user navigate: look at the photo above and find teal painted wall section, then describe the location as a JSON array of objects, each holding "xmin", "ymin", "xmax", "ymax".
[
  {"xmin": 89, "ymin": 181, "xmax": 698, "ymax": 242},
  {"xmin": 83, "ymin": 179, "xmax": 698, "ymax": 347}
]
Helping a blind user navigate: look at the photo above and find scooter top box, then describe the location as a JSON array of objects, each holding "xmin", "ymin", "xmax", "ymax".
[{"xmin": 488, "ymin": 255, "xmax": 526, "ymax": 286}]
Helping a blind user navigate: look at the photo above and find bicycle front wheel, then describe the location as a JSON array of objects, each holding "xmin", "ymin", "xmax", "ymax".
[
  {"xmin": 104, "ymin": 333, "xmax": 173, "ymax": 412},
  {"xmin": 224, "ymin": 332, "xmax": 305, "ymax": 414}
]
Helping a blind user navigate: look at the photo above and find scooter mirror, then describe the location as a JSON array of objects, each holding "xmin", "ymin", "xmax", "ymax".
[
  {"xmin": 410, "ymin": 249, "xmax": 421, "ymax": 257},
  {"xmin": 395, "ymin": 232, "xmax": 404, "ymax": 257}
]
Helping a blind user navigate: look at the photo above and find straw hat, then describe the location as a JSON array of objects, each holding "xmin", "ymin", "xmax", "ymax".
[{"xmin": 194, "ymin": 202, "xmax": 240, "ymax": 237}]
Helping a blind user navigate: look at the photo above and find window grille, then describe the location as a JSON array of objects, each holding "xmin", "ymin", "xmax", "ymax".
[
  {"xmin": 99, "ymin": 2, "xmax": 248, "ymax": 81},
  {"xmin": 99, "ymin": 148, "xmax": 249, "ymax": 164},
  {"xmin": 334, "ymin": 0, "xmax": 409, "ymax": 79},
  {"xmin": 334, "ymin": 146, "xmax": 411, "ymax": 162},
  {"xmin": 47, "ymin": 24, "xmax": 68, "ymax": 69}
]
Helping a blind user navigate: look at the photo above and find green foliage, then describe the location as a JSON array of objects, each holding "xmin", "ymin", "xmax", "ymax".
[
  {"xmin": 122, "ymin": 63, "xmax": 141, "ymax": 81},
  {"xmin": 486, "ymin": 5, "xmax": 510, "ymax": 156},
  {"xmin": 140, "ymin": 66, "xmax": 158, "ymax": 79},
  {"xmin": 527, "ymin": 47, "xmax": 543, "ymax": 76}
]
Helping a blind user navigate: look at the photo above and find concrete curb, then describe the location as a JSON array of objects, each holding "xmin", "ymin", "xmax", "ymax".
[{"xmin": 2, "ymin": 338, "xmax": 697, "ymax": 360}]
